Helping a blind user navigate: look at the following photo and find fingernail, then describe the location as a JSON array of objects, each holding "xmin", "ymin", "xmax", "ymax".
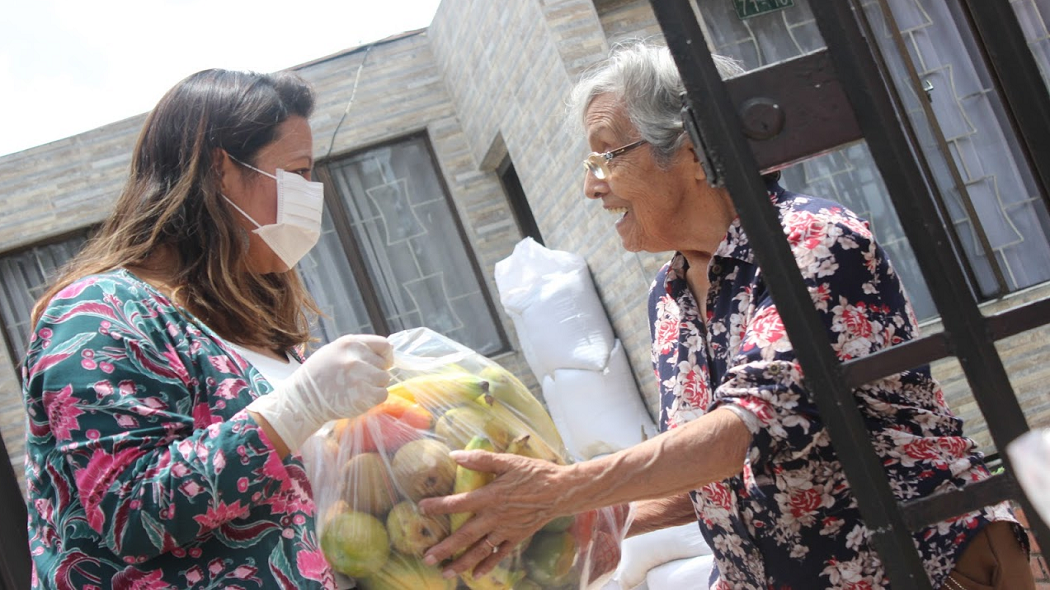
[
  {"xmin": 442, "ymin": 569, "xmax": 456, "ymax": 579},
  {"xmin": 423, "ymin": 554, "xmax": 437, "ymax": 566},
  {"xmin": 449, "ymin": 450, "xmax": 466, "ymax": 459}
]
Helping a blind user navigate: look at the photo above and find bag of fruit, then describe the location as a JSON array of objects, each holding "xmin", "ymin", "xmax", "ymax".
[{"xmin": 301, "ymin": 327, "xmax": 630, "ymax": 589}]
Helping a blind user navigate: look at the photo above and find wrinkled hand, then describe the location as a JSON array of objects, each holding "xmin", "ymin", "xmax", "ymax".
[
  {"xmin": 247, "ymin": 334, "xmax": 393, "ymax": 452},
  {"xmin": 418, "ymin": 450, "xmax": 572, "ymax": 578}
]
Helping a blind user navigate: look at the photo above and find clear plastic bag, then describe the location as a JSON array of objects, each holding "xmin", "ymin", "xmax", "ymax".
[{"xmin": 302, "ymin": 327, "xmax": 629, "ymax": 589}]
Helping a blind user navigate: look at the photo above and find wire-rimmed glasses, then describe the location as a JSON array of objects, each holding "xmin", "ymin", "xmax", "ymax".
[{"xmin": 582, "ymin": 139, "xmax": 647, "ymax": 180}]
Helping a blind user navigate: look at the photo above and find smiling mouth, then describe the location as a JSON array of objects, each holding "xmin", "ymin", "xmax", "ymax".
[{"xmin": 608, "ymin": 207, "xmax": 627, "ymax": 215}]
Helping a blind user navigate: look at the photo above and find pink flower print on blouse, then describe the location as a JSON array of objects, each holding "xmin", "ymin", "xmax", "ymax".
[
  {"xmin": 75, "ymin": 448, "xmax": 147, "ymax": 533},
  {"xmin": 183, "ymin": 566, "xmax": 204, "ymax": 586},
  {"xmin": 42, "ymin": 384, "xmax": 84, "ymax": 441},
  {"xmin": 110, "ymin": 566, "xmax": 170, "ymax": 590},
  {"xmin": 192, "ymin": 500, "xmax": 249, "ymax": 536},
  {"xmin": 296, "ymin": 547, "xmax": 331, "ymax": 582},
  {"xmin": 227, "ymin": 564, "xmax": 262, "ymax": 584}
]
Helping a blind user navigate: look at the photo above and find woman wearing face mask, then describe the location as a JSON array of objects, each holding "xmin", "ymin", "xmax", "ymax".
[{"xmin": 22, "ymin": 69, "xmax": 390, "ymax": 589}]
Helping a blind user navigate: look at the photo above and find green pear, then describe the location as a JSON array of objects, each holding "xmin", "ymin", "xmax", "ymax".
[
  {"xmin": 321, "ymin": 511, "xmax": 390, "ymax": 578},
  {"xmin": 386, "ymin": 501, "xmax": 450, "ymax": 557},
  {"xmin": 523, "ymin": 530, "xmax": 578, "ymax": 587},
  {"xmin": 342, "ymin": 452, "xmax": 398, "ymax": 516},
  {"xmin": 391, "ymin": 439, "xmax": 457, "ymax": 502}
]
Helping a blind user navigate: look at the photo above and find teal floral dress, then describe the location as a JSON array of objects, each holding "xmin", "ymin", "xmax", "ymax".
[{"xmin": 22, "ymin": 269, "xmax": 336, "ymax": 589}]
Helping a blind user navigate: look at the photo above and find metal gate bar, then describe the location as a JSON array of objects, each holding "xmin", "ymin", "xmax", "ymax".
[
  {"xmin": 650, "ymin": 1, "xmax": 933, "ymax": 586},
  {"xmin": 845, "ymin": 295, "xmax": 1050, "ymax": 389},
  {"xmin": 650, "ymin": 0, "xmax": 1050, "ymax": 586}
]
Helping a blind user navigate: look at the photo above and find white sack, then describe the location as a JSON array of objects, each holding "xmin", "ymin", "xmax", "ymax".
[
  {"xmin": 644, "ymin": 554, "xmax": 715, "ymax": 590},
  {"xmin": 543, "ymin": 340, "xmax": 657, "ymax": 461},
  {"xmin": 613, "ymin": 523, "xmax": 713, "ymax": 590},
  {"xmin": 494, "ymin": 238, "xmax": 614, "ymax": 375}
]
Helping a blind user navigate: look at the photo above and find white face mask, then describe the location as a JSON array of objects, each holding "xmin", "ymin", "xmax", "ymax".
[{"xmin": 222, "ymin": 156, "xmax": 324, "ymax": 269}]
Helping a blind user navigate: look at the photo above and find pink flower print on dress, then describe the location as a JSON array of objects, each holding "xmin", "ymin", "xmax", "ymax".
[
  {"xmin": 159, "ymin": 345, "xmax": 192, "ymax": 384},
  {"xmin": 75, "ymin": 448, "xmax": 147, "ymax": 533},
  {"xmin": 227, "ymin": 565, "xmax": 261, "ymax": 583},
  {"xmin": 54, "ymin": 277, "xmax": 98, "ymax": 300},
  {"xmin": 110, "ymin": 566, "xmax": 169, "ymax": 590},
  {"xmin": 208, "ymin": 558, "xmax": 224, "ymax": 577},
  {"xmin": 192, "ymin": 500, "xmax": 249, "ymax": 536},
  {"xmin": 184, "ymin": 565, "xmax": 204, "ymax": 585},
  {"xmin": 191, "ymin": 403, "xmax": 215, "ymax": 428},
  {"xmin": 178, "ymin": 480, "xmax": 203, "ymax": 499},
  {"xmin": 213, "ymin": 378, "xmax": 248, "ymax": 400},
  {"xmin": 208, "ymin": 355, "xmax": 243, "ymax": 374},
  {"xmin": 296, "ymin": 547, "xmax": 331, "ymax": 582},
  {"xmin": 212, "ymin": 450, "xmax": 226, "ymax": 474},
  {"xmin": 42, "ymin": 384, "xmax": 85, "ymax": 441}
]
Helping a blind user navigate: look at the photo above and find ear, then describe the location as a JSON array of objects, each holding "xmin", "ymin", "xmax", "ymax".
[
  {"xmin": 686, "ymin": 144, "xmax": 707, "ymax": 182},
  {"xmin": 213, "ymin": 149, "xmax": 237, "ymax": 194}
]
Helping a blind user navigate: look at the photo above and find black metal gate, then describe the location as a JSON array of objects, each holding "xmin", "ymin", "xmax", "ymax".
[{"xmin": 650, "ymin": 0, "xmax": 1050, "ymax": 588}]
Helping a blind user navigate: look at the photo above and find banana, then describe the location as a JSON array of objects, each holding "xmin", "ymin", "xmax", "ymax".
[
  {"xmin": 504, "ymin": 433, "xmax": 565, "ymax": 466},
  {"xmin": 460, "ymin": 565, "xmax": 525, "ymax": 590},
  {"xmin": 478, "ymin": 365, "xmax": 565, "ymax": 448},
  {"xmin": 450, "ymin": 435, "xmax": 496, "ymax": 533},
  {"xmin": 388, "ymin": 373, "xmax": 490, "ymax": 413},
  {"xmin": 435, "ymin": 405, "xmax": 513, "ymax": 451},
  {"xmin": 476, "ymin": 395, "xmax": 566, "ymax": 465}
]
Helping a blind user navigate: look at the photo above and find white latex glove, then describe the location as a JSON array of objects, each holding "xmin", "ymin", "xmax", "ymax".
[{"xmin": 247, "ymin": 334, "xmax": 394, "ymax": 452}]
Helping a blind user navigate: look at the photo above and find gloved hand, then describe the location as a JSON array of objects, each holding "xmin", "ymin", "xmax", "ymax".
[{"xmin": 247, "ymin": 334, "xmax": 394, "ymax": 452}]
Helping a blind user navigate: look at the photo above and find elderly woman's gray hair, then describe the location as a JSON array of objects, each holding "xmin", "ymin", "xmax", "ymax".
[{"xmin": 570, "ymin": 40, "xmax": 744, "ymax": 167}]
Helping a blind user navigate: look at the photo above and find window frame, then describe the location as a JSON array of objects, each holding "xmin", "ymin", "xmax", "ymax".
[
  {"xmin": 316, "ymin": 130, "xmax": 510, "ymax": 354},
  {"xmin": 0, "ymin": 228, "xmax": 94, "ymax": 373}
]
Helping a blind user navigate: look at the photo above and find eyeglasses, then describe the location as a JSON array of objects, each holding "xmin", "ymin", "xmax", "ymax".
[{"xmin": 582, "ymin": 139, "xmax": 647, "ymax": 180}]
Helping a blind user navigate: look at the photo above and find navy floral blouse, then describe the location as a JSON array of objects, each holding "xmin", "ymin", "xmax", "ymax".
[{"xmin": 648, "ymin": 183, "xmax": 1017, "ymax": 589}]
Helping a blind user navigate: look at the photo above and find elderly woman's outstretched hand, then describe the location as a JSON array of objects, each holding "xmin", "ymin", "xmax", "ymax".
[{"xmin": 417, "ymin": 448, "xmax": 573, "ymax": 579}]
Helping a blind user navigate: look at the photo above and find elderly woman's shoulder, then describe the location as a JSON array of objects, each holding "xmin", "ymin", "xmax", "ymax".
[{"xmin": 777, "ymin": 189, "xmax": 874, "ymax": 243}]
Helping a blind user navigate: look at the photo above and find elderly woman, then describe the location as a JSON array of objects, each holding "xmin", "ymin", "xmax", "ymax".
[
  {"xmin": 23, "ymin": 69, "xmax": 392, "ymax": 588},
  {"xmin": 418, "ymin": 43, "xmax": 1033, "ymax": 590}
]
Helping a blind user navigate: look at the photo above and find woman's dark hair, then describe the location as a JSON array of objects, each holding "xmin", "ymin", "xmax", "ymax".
[{"xmin": 35, "ymin": 69, "xmax": 321, "ymax": 351}]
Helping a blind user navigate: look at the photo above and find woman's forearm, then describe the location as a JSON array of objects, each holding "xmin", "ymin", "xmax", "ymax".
[
  {"xmin": 627, "ymin": 494, "xmax": 697, "ymax": 537},
  {"xmin": 555, "ymin": 406, "xmax": 750, "ymax": 517}
]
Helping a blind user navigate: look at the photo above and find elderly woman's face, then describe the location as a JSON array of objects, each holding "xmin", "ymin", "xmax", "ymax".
[{"xmin": 582, "ymin": 94, "xmax": 713, "ymax": 254}]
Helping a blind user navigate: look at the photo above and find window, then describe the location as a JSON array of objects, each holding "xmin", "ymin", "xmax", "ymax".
[
  {"xmin": 695, "ymin": 0, "xmax": 1050, "ymax": 320},
  {"xmin": 0, "ymin": 232, "xmax": 90, "ymax": 366},
  {"xmin": 301, "ymin": 134, "xmax": 508, "ymax": 355},
  {"xmin": 497, "ymin": 156, "xmax": 544, "ymax": 245}
]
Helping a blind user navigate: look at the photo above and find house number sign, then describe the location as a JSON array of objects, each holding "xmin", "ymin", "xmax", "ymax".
[{"xmin": 733, "ymin": 0, "xmax": 794, "ymax": 20}]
